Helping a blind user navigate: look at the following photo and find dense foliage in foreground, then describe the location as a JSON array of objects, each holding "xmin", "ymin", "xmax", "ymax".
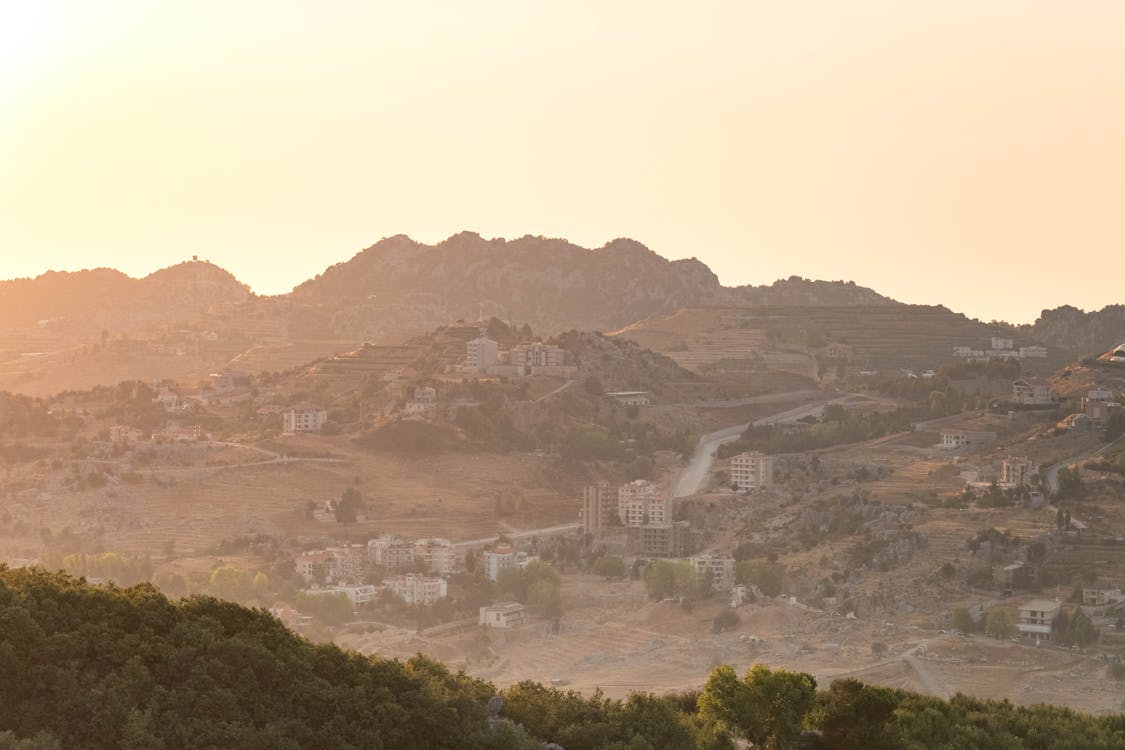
[{"xmin": 0, "ymin": 568, "xmax": 1121, "ymax": 749}]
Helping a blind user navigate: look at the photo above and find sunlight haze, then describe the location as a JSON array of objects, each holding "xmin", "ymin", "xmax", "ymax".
[{"xmin": 2, "ymin": 1, "xmax": 1123, "ymax": 322}]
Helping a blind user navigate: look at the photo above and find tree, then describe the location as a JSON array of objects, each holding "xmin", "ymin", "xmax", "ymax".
[
  {"xmin": 812, "ymin": 678, "xmax": 899, "ymax": 750},
  {"xmin": 951, "ymin": 607, "xmax": 975, "ymax": 634},
  {"xmin": 700, "ymin": 664, "xmax": 816, "ymax": 750},
  {"xmin": 642, "ymin": 560, "xmax": 695, "ymax": 600},
  {"xmin": 593, "ymin": 555, "xmax": 626, "ymax": 579},
  {"xmin": 984, "ymin": 608, "xmax": 1016, "ymax": 639},
  {"xmin": 209, "ymin": 564, "xmax": 250, "ymax": 601},
  {"xmin": 712, "ymin": 609, "xmax": 740, "ymax": 634},
  {"xmin": 735, "ymin": 560, "xmax": 783, "ymax": 598}
]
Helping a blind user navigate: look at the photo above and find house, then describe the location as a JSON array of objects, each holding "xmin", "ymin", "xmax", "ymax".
[
  {"xmin": 209, "ymin": 369, "xmax": 250, "ymax": 391},
  {"xmin": 303, "ymin": 584, "xmax": 377, "ymax": 605},
  {"xmin": 690, "ymin": 552, "xmax": 736, "ymax": 592},
  {"xmin": 607, "ymin": 391, "xmax": 651, "ymax": 407},
  {"xmin": 160, "ymin": 422, "xmax": 203, "ymax": 442},
  {"xmin": 483, "ymin": 544, "xmax": 516, "ymax": 582},
  {"xmin": 367, "ymin": 534, "xmax": 417, "ymax": 569},
  {"xmin": 730, "ymin": 451, "xmax": 774, "ymax": 492},
  {"xmin": 465, "ymin": 334, "xmax": 498, "ymax": 372},
  {"xmin": 1000, "ymin": 457, "xmax": 1035, "ymax": 487},
  {"xmin": 941, "ymin": 430, "xmax": 968, "ymax": 449},
  {"xmin": 1017, "ymin": 599, "xmax": 1060, "ymax": 642},
  {"xmin": 404, "ymin": 386, "xmax": 439, "ymax": 419},
  {"xmin": 1012, "ymin": 377, "xmax": 1054, "ymax": 406},
  {"xmin": 479, "ymin": 602, "xmax": 526, "ymax": 628},
  {"xmin": 1019, "ymin": 346, "xmax": 1048, "ymax": 359},
  {"xmin": 152, "ymin": 387, "xmax": 181, "ymax": 412},
  {"xmin": 1083, "ymin": 588, "xmax": 1123, "ymax": 607},
  {"xmin": 507, "ymin": 342, "xmax": 565, "ymax": 369},
  {"xmin": 382, "ymin": 574, "xmax": 448, "ymax": 606},
  {"xmin": 580, "ymin": 482, "xmax": 618, "ymax": 534},
  {"xmin": 284, "ymin": 405, "xmax": 328, "ymax": 434},
  {"xmin": 109, "ymin": 425, "xmax": 146, "ymax": 444},
  {"xmin": 991, "ymin": 337, "xmax": 1014, "ymax": 350},
  {"xmin": 296, "ymin": 549, "xmax": 337, "ymax": 582},
  {"xmin": 823, "ymin": 342, "xmax": 851, "ymax": 360}
]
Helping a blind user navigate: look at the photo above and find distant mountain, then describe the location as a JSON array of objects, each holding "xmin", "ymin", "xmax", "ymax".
[
  {"xmin": 289, "ymin": 232, "xmax": 893, "ymax": 340},
  {"xmin": 1024, "ymin": 304, "xmax": 1125, "ymax": 358},
  {"xmin": 0, "ymin": 261, "xmax": 251, "ymax": 332}
]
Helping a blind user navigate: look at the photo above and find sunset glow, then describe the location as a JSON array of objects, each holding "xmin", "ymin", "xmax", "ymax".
[{"xmin": 2, "ymin": 1, "xmax": 1124, "ymax": 322}]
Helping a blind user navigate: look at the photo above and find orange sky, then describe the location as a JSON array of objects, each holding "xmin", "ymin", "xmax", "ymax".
[{"xmin": 1, "ymin": 1, "xmax": 1123, "ymax": 323}]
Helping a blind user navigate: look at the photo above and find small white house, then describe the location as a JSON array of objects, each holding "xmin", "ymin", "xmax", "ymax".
[{"xmin": 479, "ymin": 602, "xmax": 526, "ymax": 628}]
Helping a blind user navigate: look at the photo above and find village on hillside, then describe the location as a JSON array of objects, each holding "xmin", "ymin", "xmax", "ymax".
[{"xmin": 3, "ymin": 300, "xmax": 1125, "ymax": 715}]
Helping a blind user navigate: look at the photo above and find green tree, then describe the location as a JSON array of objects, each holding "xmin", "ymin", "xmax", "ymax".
[
  {"xmin": 734, "ymin": 560, "xmax": 783, "ymax": 598},
  {"xmin": 984, "ymin": 608, "xmax": 1016, "ymax": 639},
  {"xmin": 593, "ymin": 555, "xmax": 626, "ymax": 579},
  {"xmin": 811, "ymin": 678, "xmax": 899, "ymax": 750},
  {"xmin": 951, "ymin": 607, "xmax": 975, "ymax": 634},
  {"xmin": 700, "ymin": 664, "xmax": 816, "ymax": 750}
]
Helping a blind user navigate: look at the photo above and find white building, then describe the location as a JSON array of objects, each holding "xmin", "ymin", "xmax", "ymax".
[
  {"xmin": 367, "ymin": 534, "xmax": 416, "ymax": 569},
  {"xmin": 466, "ymin": 334, "xmax": 498, "ymax": 372},
  {"xmin": 284, "ymin": 405, "xmax": 328, "ymax": 434},
  {"xmin": 382, "ymin": 574, "xmax": 448, "ymax": 606},
  {"xmin": 1017, "ymin": 599, "xmax": 1060, "ymax": 642},
  {"xmin": 1012, "ymin": 377, "xmax": 1054, "ymax": 406},
  {"xmin": 413, "ymin": 538, "xmax": 458, "ymax": 576},
  {"xmin": 483, "ymin": 544, "xmax": 516, "ymax": 582},
  {"xmin": 1019, "ymin": 346, "xmax": 1048, "ymax": 359},
  {"xmin": 479, "ymin": 602, "xmax": 526, "ymax": 628},
  {"xmin": 1082, "ymin": 588, "xmax": 1122, "ymax": 607},
  {"xmin": 730, "ymin": 451, "xmax": 774, "ymax": 492},
  {"xmin": 1000, "ymin": 457, "xmax": 1035, "ymax": 487},
  {"xmin": 991, "ymin": 337, "xmax": 1014, "ymax": 350},
  {"xmin": 690, "ymin": 552, "xmax": 736, "ymax": 591},
  {"xmin": 109, "ymin": 425, "xmax": 146, "ymax": 444},
  {"xmin": 1088, "ymin": 389, "xmax": 1115, "ymax": 402},
  {"xmin": 507, "ymin": 342, "xmax": 565, "ymax": 369},
  {"xmin": 303, "ymin": 584, "xmax": 377, "ymax": 605}
]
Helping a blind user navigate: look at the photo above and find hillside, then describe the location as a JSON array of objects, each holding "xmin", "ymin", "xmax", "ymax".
[{"xmin": 0, "ymin": 568, "xmax": 1121, "ymax": 750}]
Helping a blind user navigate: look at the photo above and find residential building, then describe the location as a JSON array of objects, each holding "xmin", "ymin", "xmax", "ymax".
[
  {"xmin": 466, "ymin": 334, "xmax": 498, "ymax": 372},
  {"xmin": 479, "ymin": 602, "xmax": 526, "ymax": 628},
  {"xmin": 617, "ymin": 480, "xmax": 667, "ymax": 527},
  {"xmin": 1019, "ymin": 346, "xmax": 1048, "ymax": 359},
  {"xmin": 1087, "ymin": 389, "xmax": 1115, "ymax": 403},
  {"xmin": 326, "ymin": 545, "xmax": 368, "ymax": 583},
  {"xmin": 303, "ymin": 584, "xmax": 377, "ymax": 605},
  {"xmin": 296, "ymin": 550, "xmax": 336, "ymax": 583},
  {"xmin": 630, "ymin": 522, "xmax": 691, "ymax": 558},
  {"xmin": 730, "ymin": 451, "xmax": 774, "ymax": 492},
  {"xmin": 606, "ymin": 391, "xmax": 651, "ymax": 406},
  {"xmin": 284, "ymin": 405, "xmax": 328, "ymax": 434},
  {"xmin": 1000, "ymin": 457, "xmax": 1035, "ymax": 487},
  {"xmin": 824, "ymin": 342, "xmax": 851, "ymax": 359},
  {"xmin": 413, "ymin": 537, "xmax": 458, "ymax": 576},
  {"xmin": 160, "ymin": 422, "xmax": 203, "ymax": 442},
  {"xmin": 109, "ymin": 425, "xmax": 146, "ymax": 444},
  {"xmin": 1082, "ymin": 588, "xmax": 1123, "ymax": 607},
  {"xmin": 382, "ymin": 574, "xmax": 448, "ymax": 606},
  {"xmin": 507, "ymin": 342, "xmax": 565, "ymax": 369},
  {"xmin": 404, "ymin": 386, "xmax": 439, "ymax": 419},
  {"xmin": 483, "ymin": 544, "xmax": 516, "ymax": 582},
  {"xmin": 367, "ymin": 534, "xmax": 416, "ymax": 569},
  {"xmin": 941, "ymin": 430, "xmax": 968, "ymax": 449},
  {"xmin": 580, "ymin": 482, "xmax": 618, "ymax": 534},
  {"xmin": 152, "ymin": 388, "xmax": 180, "ymax": 412},
  {"xmin": 1012, "ymin": 377, "xmax": 1054, "ymax": 406},
  {"xmin": 209, "ymin": 369, "xmax": 250, "ymax": 391},
  {"xmin": 690, "ymin": 552, "xmax": 736, "ymax": 591},
  {"xmin": 1017, "ymin": 599, "xmax": 1061, "ymax": 642},
  {"xmin": 991, "ymin": 337, "xmax": 1014, "ymax": 350}
]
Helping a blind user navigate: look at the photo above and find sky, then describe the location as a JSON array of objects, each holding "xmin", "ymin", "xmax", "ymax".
[{"xmin": 1, "ymin": 1, "xmax": 1123, "ymax": 324}]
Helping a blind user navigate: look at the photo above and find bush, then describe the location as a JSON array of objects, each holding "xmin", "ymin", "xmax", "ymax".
[{"xmin": 712, "ymin": 608, "xmax": 740, "ymax": 633}]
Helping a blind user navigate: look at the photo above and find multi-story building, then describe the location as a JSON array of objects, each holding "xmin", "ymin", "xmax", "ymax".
[
  {"xmin": 580, "ymin": 482, "xmax": 618, "ymax": 534},
  {"xmin": 690, "ymin": 552, "xmax": 736, "ymax": 591},
  {"xmin": 479, "ymin": 602, "xmax": 526, "ymax": 628},
  {"xmin": 1000, "ymin": 457, "xmax": 1035, "ymax": 487},
  {"xmin": 109, "ymin": 425, "xmax": 146, "ymax": 444},
  {"xmin": 730, "ymin": 452, "xmax": 774, "ymax": 492},
  {"xmin": 284, "ymin": 405, "xmax": 328, "ymax": 433},
  {"xmin": 296, "ymin": 550, "xmax": 336, "ymax": 583},
  {"xmin": 303, "ymin": 584, "xmax": 377, "ymax": 605},
  {"xmin": 1019, "ymin": 346, "xmax": 1048, "ymax": 359},
  {"xmin": 367, "ymin": 534, "xmax": 417, "ymax": 569},
  {"xmin": 413, "ymin": 538, "xmax": 458, "ymax": 576},
  {"xmin": 404, "ymin": 386, "xmax": 439, "ymax": 419},
  {"xmin": 1017, "ymin": 599, "xmax": 1060, "ymax": 642},
  {"xmin": 466, "ymin": 334, "xmax": 498, "ymax": 372},
  {"xmin": 507, "ymin": 342, "xmax": 565, "ymax": 369},
  {"xmin": 631, "ymin": 522, "xmax": 691, "ymax": 558},
  {"xmin": 1012, "ymin": 377, "xmax": 1054, "ymax": 406},
  {"xmin": 991, "ymin": 337, "xmax": 1014, "ymax": 350},
  {"xmin": 618, "ymin": 480, "xmax": 665, "ymax": 527},
  {"xmin": 941, "ymin": 430, "xmax": 968, "ymax": 449},
  {"xmin": 483, "ymin": 544, "xmax": 515, "ymax": 582},
  {"xmin": 1082, "ymin": 588, "xmax": 1122, "ymax": 607},
  {"xmin": 382, "ymin": 574, "xmax": 448, "ymax": 606},
  {"xmin": 326, "ymin": 545, "xmax": 368, "ymax": 583}
]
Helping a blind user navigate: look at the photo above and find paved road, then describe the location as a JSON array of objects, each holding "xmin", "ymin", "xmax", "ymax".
[
  {"xmin": 672, "ymin": 393, "xmax": 869, "ymax": 498},
  {"xmin": 1044, "ymin": 434, "xmax": 1125, "ymax": 493},
  {"xmin": 452, "ymin": 523, "xmax": 580, "ymax": 549},
  {"xmin": 689, "ymin": 389, "xmax": 824, "ymax": 409}
]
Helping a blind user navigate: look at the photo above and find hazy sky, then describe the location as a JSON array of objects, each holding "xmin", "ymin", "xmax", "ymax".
[{"xmin": 2, "ymin": 1, "xmax": 1123, "ymax": 323}]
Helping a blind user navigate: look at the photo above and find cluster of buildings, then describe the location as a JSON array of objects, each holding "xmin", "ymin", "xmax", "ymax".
[
  {"xmin": 1057, "ymin": 388, "xmax": 1123, "ymax": 434},
  {"xmin": 368, "ymin": 535, "xmax": 459, "ymax": 575},
  {"xmin": 954, "ymin": 337, "xmax": 1048, "ymax": 361},
  {"xmin": 482, "ymin": 543, "xmax": 538, "ymax": 581},
  {"xmin": 1012, "ymin": 377, "xmax": 1055, "ymax": 406},
  {"xmin": 463, "ymin": 333, "xmax": 577, "ymax": 377},
  {"xmin": 297, "ymin": 536, "xmax": 456, "ymax": 608},
  {"xmin": 960, "ymin": 456, "xmax": 1039, "ymax": 494},
  {"xmin": 580, "ymin": 480, "xmax": 691, "ymax": 557}
]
